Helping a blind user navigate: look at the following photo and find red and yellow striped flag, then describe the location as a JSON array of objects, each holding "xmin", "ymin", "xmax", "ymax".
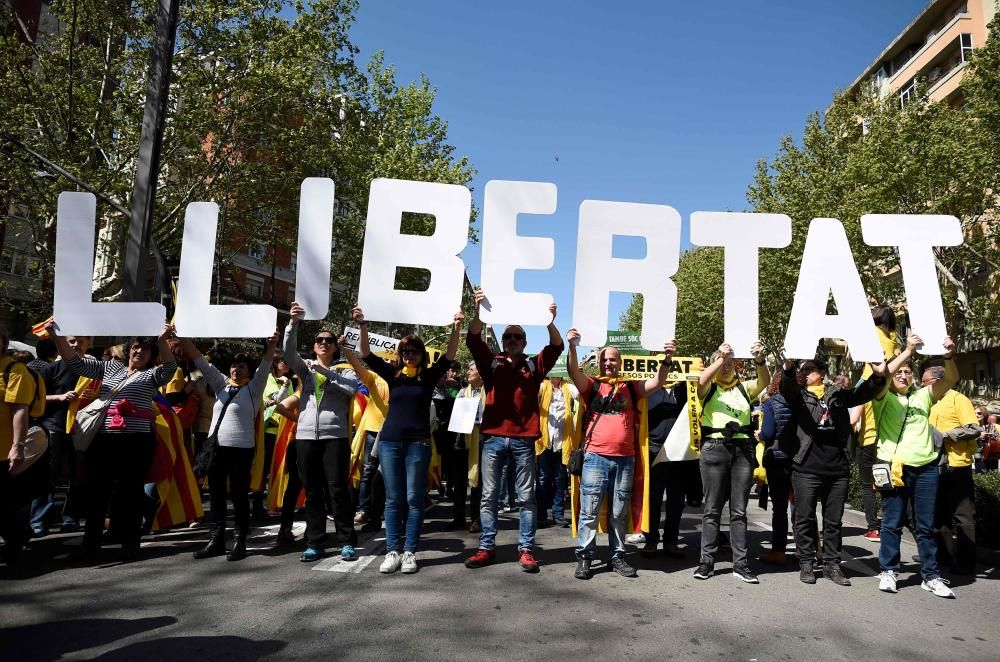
[
  {"xmin": 265, "ymin": 415, "xmax": 304, "ymax": 512},
  {"xmin": 65, "ymin": 376, "xmax": 101, "ymax": 434},
  {"xmin": 31, "ymin": 316, "xmax": 54, "ymax": 339},
  {"xmin": 148, "ymin": 400, "xmax": 204, "ymax": 530}
]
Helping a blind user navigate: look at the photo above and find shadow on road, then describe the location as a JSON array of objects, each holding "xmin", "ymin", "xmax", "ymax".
[
  {"xmin": 91, "ymin": 635, "xmax": 286, "ymax": 661},
  {"xmin": 0, "ymin": 616, "xmax": 177, "ymax": 661}
]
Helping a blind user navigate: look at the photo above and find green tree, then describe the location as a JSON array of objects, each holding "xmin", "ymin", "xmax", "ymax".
[{"xmin": 0, "ymin": 0, "xmax": 475, "ymax": 334}]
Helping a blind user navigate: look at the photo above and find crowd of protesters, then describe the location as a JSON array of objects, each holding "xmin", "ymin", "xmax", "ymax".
[{"xmin": 1, "ymin": 298, "xmax": 997, "ymax": 599}]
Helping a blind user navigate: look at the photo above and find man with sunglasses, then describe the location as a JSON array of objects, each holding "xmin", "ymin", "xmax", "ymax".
[
  {"xmin": 464, "ymin": 289, "xmax": 563, "ymax": 573},
  {"xmin": 779, "ymin": 353, "xmax": 886, "ymax": 586}
]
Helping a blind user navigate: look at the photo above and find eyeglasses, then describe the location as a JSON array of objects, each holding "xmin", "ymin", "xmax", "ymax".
[
  {"xmin": 130, "ymin": 344, "xmax": 148, "ymax": 352},
  {"xmin": 502, "ymin": 333, "xmax": 524, "ymax": 341},
  {"xmin": 400, "ymin": 348, "xmax": 421, "ymax": 357},
  {"xmin": 313, "ymin": 337, "xmax": 335, "ymax": 345}
]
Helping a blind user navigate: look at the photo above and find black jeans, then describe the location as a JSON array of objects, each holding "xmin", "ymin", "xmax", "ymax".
[
  {"xmin": 935, "ymin": 464, "xmax": 976, "ymax": 570},
  {"xmin": 647, "ymin": 458, "xmax": 697, "ymax": 545},
  {"xmin": 763, "ymin": 454, "xmax": 791, "ymax": 551},
  {"xmin": 297, "ymin": 437, "xmax": 356, "ymax": 549},
  {"xmin": 82, "ymin": 431, "xmax": 156, "ymax": 549},
  {"xmin": 699, "ymin": 440, "xmax": 754, "ymax": 565},
  {"xmin": 357, "ymin": 431, "xmax": 385, "ymax": 522},
  {"xmin": 857, "ymin": 444, "xmax": 880, "ymax": 531},
  {"xmin": 0, "ymin": 460, "xmax": 29, "ymax": 560},
  {"xmin": 208, "ymin": 446, "xmax": 254, "ymax": 534},
  {"xmin": 791, "ymin": 471, "xmax": 848, "ymax": 566},
  {"xmin": 280, "ymin": 439, "xmax": 302, "ymax": 529},
  {"xmin": 449, "ymin": 443, "xmax": 470, "ymax": 523}
]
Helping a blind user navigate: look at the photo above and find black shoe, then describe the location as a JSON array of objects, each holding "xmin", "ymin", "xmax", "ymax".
[
  {"xmin": 611, "ymin": 556, "xmax": 638, "ymax": 578},
  {"xmin": 800, "ymin": 563, "xmax": 817, "ymax": 584},
  {"xmin": 273, "ymin": 526, "xmax": 296, "ymax": 547},
  {"xmin": 822, "ymin": 563, "xmax": 851, "ymax": 586},
  {"xmin": 733, "ymin": 563, "xmax": 759, "ymax": 584},
  {"xmin": 951, "ymin": 564, "xmax": 976, "ymax": 576},
  {"xmin": 640, "ymin": 541, "xmax": 659, "ymax": 558},
  {"xmin": 574, "ymin": 557, "xmax": 593, "ymax": 580},
  {"xmin": 446, "ymin": 519, "xmax": 466, "ymax": 531},
  {"xmin": 553, "ymin": 517, "xmax": 569, "ymax": 527},
  {"xmin": 693, "ymin": 562, "xmax": 714, "ymax": 580},
  {"xmin": 227, "ymin": 533, "xmax": 248, "ymax": 561},
  {"xmin": 662, "ymin": 543, "xmax": 685, "ymax": 559},
  {"xmin": 193, "ymin": 528, "xmax": 226, "ymax": 559},
  {"xmin": 120, "ymin": 540, "xmax": 141, "ymax": 562}
]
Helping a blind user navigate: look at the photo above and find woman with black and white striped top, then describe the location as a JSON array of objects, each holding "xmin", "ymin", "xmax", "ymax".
[{"xmin": 48, "ymin": 321, "xmax": 176, "ymax": 562}]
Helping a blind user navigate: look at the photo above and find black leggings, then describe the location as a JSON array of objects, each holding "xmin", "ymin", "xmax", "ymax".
[
  {"xmin": 208, "ymin": 446, "xmax": 254, "ymax": 533},
  {"xmin": 82, "ymin": 432, "xmax": 156, "ymax": 549},
  {"xmin": 297, "ymin": 437, "xmax": 356, "ymax": 548}
]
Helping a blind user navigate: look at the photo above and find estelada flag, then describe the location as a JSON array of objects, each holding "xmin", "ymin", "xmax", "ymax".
[
  {"xmin": 569, "ymin": 380, "xmax": 650, "ymax": 537},
  {"xmin": 248, "ymin": 406, "xmax": 266, "ymax": 493},
  {"xmin": 148, "ymin": 398, "xmax": 204, "ymax": 530},
  {"xmin": 65, "ymin": 376, "xmax": 101, "ymax": 434},
  {"xmin": 31, "ymin": 316, "xmax": 54, "ymax": 339},
  {"xmin": 266, "ymin": 414, "xmax": 304, "ymax": 512}
]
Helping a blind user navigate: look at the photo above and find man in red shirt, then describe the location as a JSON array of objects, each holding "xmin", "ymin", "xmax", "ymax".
[
  {"xmin": 464, "ymin": 289, "xmax": 563, "ymax": 572},
  {"xmin": 565, "ymin": 327, "xmax": 675, "ymax": 579}
]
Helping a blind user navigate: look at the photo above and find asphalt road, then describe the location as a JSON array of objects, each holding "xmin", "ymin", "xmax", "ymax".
[{"xmin": 1, "ymin": 494, "xmax": 997, "ymax": 661}]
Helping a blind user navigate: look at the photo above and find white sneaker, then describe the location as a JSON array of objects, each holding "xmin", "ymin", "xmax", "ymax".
[
  {"xmin": 401, "ymin": 551, "xmax": 418, "ymax": 574},
  {"xmin": 625, "ymin": 532, "xmax": 646, "ymax": 545},
  {"xmin": 878, "ymin": 570, "xmax": 898, "ymax": 593},
  {"xmin": 380, "ymin": 551, "xmax": 402, "ymax": 574},
  {"xmin": 921, "ymin": 577, "xmax": 955, "ymax": 599}
]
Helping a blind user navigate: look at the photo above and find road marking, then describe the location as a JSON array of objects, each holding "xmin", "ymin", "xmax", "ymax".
[{"xmin": 313, "ymin": 554, "xmax": 379, "ymax": 573}]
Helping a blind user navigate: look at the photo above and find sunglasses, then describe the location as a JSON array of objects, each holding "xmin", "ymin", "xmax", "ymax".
[
  {"xmin": 400, "ymin": 348, "xmax": 421, "ymax": 357},
  {"xmin": 313, "ymin": 337, "xmax": 336, "ymax": 345},
  {"xmin": 502, "ymin": 333, "xmax": 525, "ymax": 341}
]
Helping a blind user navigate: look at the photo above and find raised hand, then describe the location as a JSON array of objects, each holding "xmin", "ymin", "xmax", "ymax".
[
  {"xmin": 352, "ymin": 305, "xmax": 365, "ymax": 324},
  {"xmin": 453, "ymin": 310, "xmax": 465, "ymax": 331},
  {"xmin": 567, "ymin": 328, "xmax": 581, "ymax": 347},
  {"xmin": 663, "ymin": 339, "xmax": 678, "ymax": 357},
  {"xmin": 289, "ymin": 302, "xmax": 305, "ymax": 324},
  {"xmin": 159, "ymin": 323, "xmax": 176, "ymax": 341},
  {"xmin": 870, "ymin": 361, "xmax": 888, "ymax": 377},
  {"xmin": 943, "ymin": 336, "xmax": 956, "ymax": 357},
  {"xmin": 549, "ymin": 302, "xmax": 558, "ymax": 322},
  {"xmin": 718, "ymin": 343, "xmax": 734, "ymax": 360},
  {"xmin": 750, "ymin": 339, "xmax": 765, "ymax": 360},
  {"xmin": 906, "ymin": 333, "xmax": 923, "ymax": 353},
  {"xmin": 266, "ymin": 330, "xmax": 279, "ymax": 350}
]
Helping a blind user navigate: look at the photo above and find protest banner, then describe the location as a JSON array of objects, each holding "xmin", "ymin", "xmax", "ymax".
[{"xmin": 52, "ymin": 178, "xmax": 962, "ymax": 360}]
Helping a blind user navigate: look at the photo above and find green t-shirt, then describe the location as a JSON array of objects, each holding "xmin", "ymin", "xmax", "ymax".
[{"xmin": 872, "ymin": 385, "xmax": 936, "ymax": 467}]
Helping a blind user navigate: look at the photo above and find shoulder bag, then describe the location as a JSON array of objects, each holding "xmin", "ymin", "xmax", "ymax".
[
  {"xmin": 568, "ymin": 383, "xmax": 621, "ymax": 476},
  {"xmin": 193, "ymin": 384, "xmax": 246, "ymax": 478},
  {"xmin": 72, "ymin": 370, "xmax": 143, "ymax": 452}
]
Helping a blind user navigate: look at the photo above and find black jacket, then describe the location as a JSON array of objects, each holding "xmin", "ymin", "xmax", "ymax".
[{"xmin": 779, "ymin": 367, "xmax": 885, "ymax": 467}]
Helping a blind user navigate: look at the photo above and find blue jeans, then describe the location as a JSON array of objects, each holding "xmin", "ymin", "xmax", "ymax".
[
  {"xmin": 880, "ymin": 462, "xmax": 940, "ymax": 581},
  {"xmin": 576, "ymin": 452, "xmax": 635, "ymax": 560},
  {"xmin": 479, "ymin": 436, "xmax": 536, "ymax": 552},
  {"xmin": 378, "ymin": 439, "xmax": 431, "ymax": 553},
  {"xmin": 536, "ymin": 449, "xmax": 566, "ymax": 522}
]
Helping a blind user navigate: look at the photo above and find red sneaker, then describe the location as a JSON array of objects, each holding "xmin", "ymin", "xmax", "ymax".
[
  {"xmin": 862, "ymin": 530, "xmax": 881, "ymax": 541},
  {"xmin": 519, "ymin": 550, "xmax": 539, "ymax": 573},
  {"xmin": 465, "ymin": 548, "xmax": 496, "ymax": 569}
]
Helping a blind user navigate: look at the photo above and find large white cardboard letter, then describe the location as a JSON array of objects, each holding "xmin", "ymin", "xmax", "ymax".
[
  {"xmin": 173, "ymin": 203, "xmax": 277, "ymax": 337},
  {"xmin": 480, "ymin": 180, "xmax": 556, "ymax": 326},
  {"xmin": 53, "ymin": 192, "xmax": 165, "ymax": 336},
  {"xmin": 784, "ymin": 218, "xmax": 882, "ymax": 362},
  {"xmin": 861, "ymin": 214, "xmax": 963, "ymax": 355},
  {"xmin": 294, "ymin": 178, "xmax": 336, "ymax": 319},
  {"xmin": 572, "ymin": 200, "xmax": 681, "ymax": 350},
  {"xmin": 357, "ymin": 178, "xmax": 471, "ymax": 326},
  {"xmin": 690, "ymin": 212, "xmax": 792, "ymax": 358}
]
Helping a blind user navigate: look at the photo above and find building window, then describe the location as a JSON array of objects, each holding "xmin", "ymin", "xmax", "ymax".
[
  {"xmin": 245, "ymin": 275, "xmax": 264, "ymax": 299},
  {"xmin": 899, "ymin": 80, "xmax": 916, "ymax": 108},
  {"xmin": 960, "ymin": 33, "xmax": 973, "ymax": 62},
  {"xmin": 248, "ymin": 241, "xmax": 266, "ymax": 261},
  {"xmin": 287, "ymin": 287, "xmax": 295, "ymax": 306},
  {"xmin": 289, "ymin": 251, "xmax": 297, "ymax": 273}
]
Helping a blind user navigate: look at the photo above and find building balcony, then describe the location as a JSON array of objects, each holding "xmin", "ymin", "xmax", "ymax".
[{"xmin": 886, "ymin": 12, "xmax": 974, "ymax": 96}]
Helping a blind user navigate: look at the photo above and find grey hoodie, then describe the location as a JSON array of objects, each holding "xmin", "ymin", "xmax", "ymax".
[{"xmin": 282, "ymin": 324, "xmax": 359, "ymax": 440}]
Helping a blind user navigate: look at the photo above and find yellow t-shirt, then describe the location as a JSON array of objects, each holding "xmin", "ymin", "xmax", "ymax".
[
  {"xmin": 0, "ymin": 357, "xmax": 40, "ymax": 457},
  {"xmin": 360, "ymin": 371, "xmax": 390, "ymax": 433},
  {"xmin": 929, "ymin": 389, "xmax": 979, "ymax": 468}
]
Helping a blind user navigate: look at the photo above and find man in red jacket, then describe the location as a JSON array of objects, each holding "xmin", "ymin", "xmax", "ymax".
[{"xmin": 464, "ymin": 289, "xmax": 563, "ymax": 573}]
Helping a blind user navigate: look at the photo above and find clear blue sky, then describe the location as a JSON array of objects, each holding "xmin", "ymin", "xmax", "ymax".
[{"xmin": 349, "ymin": 0, "xmax": 928, "ymax": 352}]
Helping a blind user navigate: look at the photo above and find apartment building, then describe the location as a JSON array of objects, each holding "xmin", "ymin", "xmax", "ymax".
[
  {"xmin": 847, "ymin": 0, "xmax": 1000, "ymax": 402},
  {"xmin": 848, "ymin": 0, "xmax": 997, "ymax": 106}
]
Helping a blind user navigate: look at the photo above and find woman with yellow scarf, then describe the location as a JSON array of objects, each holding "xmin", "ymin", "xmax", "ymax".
[
  {"xmin": 566, "ymin": 327, "xmax": 676, "ymax": 580},
  {"xmin": 693, "ymin": 340, "xmax": 770, "ymax": 584}
]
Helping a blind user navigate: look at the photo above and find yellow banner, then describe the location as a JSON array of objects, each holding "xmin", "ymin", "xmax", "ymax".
[{"xmin": 618, "ymin": 355, "xmax": 703, "ymax": 382}]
